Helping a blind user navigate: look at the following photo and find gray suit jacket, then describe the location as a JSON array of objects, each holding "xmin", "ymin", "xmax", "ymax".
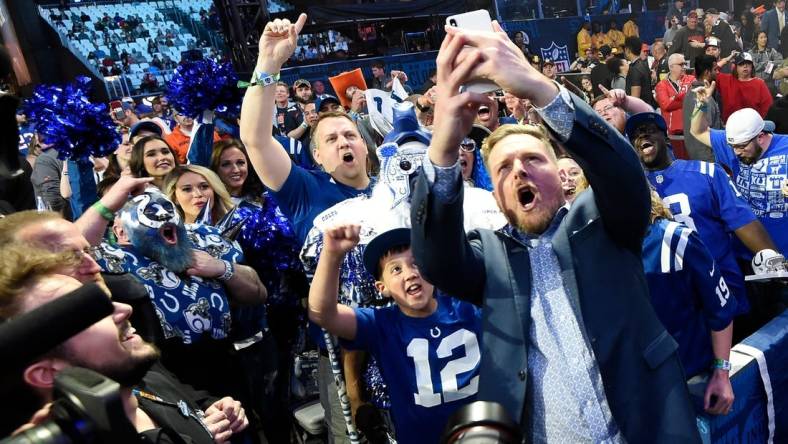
[
  {"xmin": 761, "ymin": 8, "xmax": 788, "ymax": 50},
  {"xmin": 411, "ymin": 94, "xmax": 701, "ymax": 443}
]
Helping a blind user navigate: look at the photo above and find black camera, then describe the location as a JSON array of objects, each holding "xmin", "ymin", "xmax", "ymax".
[
  {"xmin": 1, "ymin": 367, "xmax": 138, "ymax": 444},
  {"xmin": 441, "ymin": 401, "xmax": 521, "ymax": 444}
]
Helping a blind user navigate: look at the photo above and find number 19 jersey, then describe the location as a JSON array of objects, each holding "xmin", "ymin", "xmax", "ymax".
[
  {"xmin": 647, "ymin": 160, "xmax": 756, "ymax": 315},
  {"xmin": 342, "ymin": 294, "xmax": 482, "ymax": 444}
]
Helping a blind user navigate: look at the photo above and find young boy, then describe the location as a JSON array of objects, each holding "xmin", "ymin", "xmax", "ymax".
[{"xmin": 308, "ymin": 224, "xmax": 482, "ymax": 444}]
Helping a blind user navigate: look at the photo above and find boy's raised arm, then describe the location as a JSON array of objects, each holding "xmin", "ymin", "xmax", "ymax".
[{"xmin": 307, "ymin": 224, "xmax": 360, "ymax": 340}]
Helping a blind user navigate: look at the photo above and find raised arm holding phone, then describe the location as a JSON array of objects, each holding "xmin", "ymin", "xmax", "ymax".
[{"xmin": 410, "ymin": 16, "xmax": 701, "ymax": 443}]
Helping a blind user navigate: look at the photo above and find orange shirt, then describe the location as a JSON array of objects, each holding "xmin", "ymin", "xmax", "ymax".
[
  {"xmin": 591, "ymin": 32, "xmax": 610, "ymax": 50},
  {"xmin": 607, "ymin": 29, "xmax": 626, "ymax": 49},
  {"xmin": 165, "ymin": 125, "xmax": 221, "ymax": 164}
]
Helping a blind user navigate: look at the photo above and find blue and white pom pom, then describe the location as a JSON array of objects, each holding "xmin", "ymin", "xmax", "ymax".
[
  {"xmin": 166, "ymin": 59, "xmax": 241, "ymax": 120},
  {"xmin": 23, "ymin": 76, "xmax": 120, "ymax": 161}
]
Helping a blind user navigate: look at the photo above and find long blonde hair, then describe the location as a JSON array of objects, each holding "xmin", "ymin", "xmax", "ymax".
[
  {"xmin": 649, "ymin": 188, "xmax": 673, "ymax": 223},
  {"xmin": 164, "ymin": 165, "xmax": 234, "ymax": 224}
]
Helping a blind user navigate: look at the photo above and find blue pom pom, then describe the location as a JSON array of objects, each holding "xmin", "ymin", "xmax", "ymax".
[
  {"xmin": 363, "ymin": 355, "xmax": 391, "ymax": 409},
  {"xmin": 231, "ymin": 197, "xmax": 304, "ymax": 306},
  {"xmin": 166, "ymin": 59, "xmax": 241, "ymax": 119},
  {"xmin": 472, "ymin": 148, "xmax": 493, "ymax": 191},
  {"xmin": 23, "ymin": 76, "xmax": 121, "ymax": 161}
]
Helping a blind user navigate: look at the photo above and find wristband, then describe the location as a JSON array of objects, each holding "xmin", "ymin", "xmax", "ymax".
[
  {"xmin": 243, "ymin": 70, "xmax": 280, "ymax": 88},
  {"xmin": 300, "ymin": 121, "xmax": 309, "ymax": 130},
  {"xmin": 92, "ymin": 201, "xmax": 116, "ymax": 222},
  {"xmin": 711, "ymin": 358, "xmax": 731, "ymax": 372},
  {"xmin": 217, "ymin": 259, "xmax": 235, "ymax": 282}
]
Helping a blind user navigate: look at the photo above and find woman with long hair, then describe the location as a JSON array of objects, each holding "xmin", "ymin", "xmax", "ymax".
[
  {"xmin": 210, "ymin": 139, "xmax": 266, "ymax": 204},
  {"xmin": 749, "ymin": 31, "xmax": 783, "ymax": 95},
  {"xmin": 128, "ymin": 134, "xmax": 178, "ymax": 189},
  {"xmin": 163, "ymin": 164, "xmax": 234, "ymax": 225}
]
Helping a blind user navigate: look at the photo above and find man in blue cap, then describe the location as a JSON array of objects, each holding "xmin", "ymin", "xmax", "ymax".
[{"xmin": 627, "ymin": 111, "xmax": 780, "ymax": 329}]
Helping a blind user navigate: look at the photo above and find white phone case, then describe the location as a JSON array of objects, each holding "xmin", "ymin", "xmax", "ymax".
[{"xmin": 445, "ymin": 10, "xmax": 499, "ymax": 94}]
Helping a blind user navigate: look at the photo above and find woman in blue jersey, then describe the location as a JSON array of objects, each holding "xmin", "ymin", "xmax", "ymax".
[{"xmin": 309, "ymin": 224, "xmax": 482, "ymax": 444}]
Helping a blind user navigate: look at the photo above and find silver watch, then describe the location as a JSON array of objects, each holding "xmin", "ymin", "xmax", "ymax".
[{"xmin": 218, "ymin": 260, "xmax": 235, "ymax": 282}]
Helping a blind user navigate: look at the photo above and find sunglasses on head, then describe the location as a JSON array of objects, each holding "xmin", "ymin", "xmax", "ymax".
[{"xmin": 460, "ymin": 138, "xmax": 476, "ymax": 152}]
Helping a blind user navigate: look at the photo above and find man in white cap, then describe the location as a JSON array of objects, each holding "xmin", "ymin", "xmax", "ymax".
[{"xmin": 691, "ymin": 84, "xmax": 788, "ymax": 256}]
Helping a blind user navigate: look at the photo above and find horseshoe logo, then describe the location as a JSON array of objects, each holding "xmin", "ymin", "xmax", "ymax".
[{"xmin": 430, "ymin": 327, "xmax": 441, "ymax": 338}]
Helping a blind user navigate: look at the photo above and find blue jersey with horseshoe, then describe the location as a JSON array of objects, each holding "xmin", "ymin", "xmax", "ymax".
[{"xmin": 95, "ymin": 224, "xmax": 243, "ymax": 345}]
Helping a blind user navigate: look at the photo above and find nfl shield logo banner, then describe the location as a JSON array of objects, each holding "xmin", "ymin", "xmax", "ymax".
[{"xmin": 540, "ymin": 42, "xmax": 570, "ymax": 73}]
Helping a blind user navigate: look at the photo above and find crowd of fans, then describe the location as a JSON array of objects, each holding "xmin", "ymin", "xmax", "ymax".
[{"xmin": 1, "ymin": 3, "xmax": 788, "ymax": 444}]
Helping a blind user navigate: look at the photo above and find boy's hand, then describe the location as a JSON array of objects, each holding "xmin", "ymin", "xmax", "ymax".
[{"xmin": 323, "ymin": 224, "xmax": 361, "ymax": 255}]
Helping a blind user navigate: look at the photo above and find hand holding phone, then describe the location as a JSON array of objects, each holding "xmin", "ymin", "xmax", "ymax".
[
  {"xmin": 109, "ymin": 100, "xmax": 124, "ymax": 121},
  {"xmin": 445, "ymin": 10, "xmax": 499, "ymax": 94}
]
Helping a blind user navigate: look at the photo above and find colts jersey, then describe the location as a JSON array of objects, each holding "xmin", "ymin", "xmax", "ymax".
[
  {"xmin": 342, "ymin": 295, "xmax": 482, "ymax": 444},
  {"xmin": 647, "ymin": 160, "xmax": 756, "ymax": 314},
  {"xmin": 642, "ymin": 219, "xmax": 738, "ymax": 377}
]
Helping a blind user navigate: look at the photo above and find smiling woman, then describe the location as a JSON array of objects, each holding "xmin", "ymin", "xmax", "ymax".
[
  {"xmin": 128, "ymin": 135, "xmax": 179, "ymax": 190},
  {"xmin": 163, "ymin": 165, "xmax": 234, "ymax": 225}
]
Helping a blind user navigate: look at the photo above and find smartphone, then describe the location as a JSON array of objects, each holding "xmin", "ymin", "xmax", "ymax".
[
  {"xmin": 445, "ymin": 9, "xmax": 499, "ymax": 94},
  {"xmin": 110, "ymin": 100, "xmax": 124, "ymax": 120}
]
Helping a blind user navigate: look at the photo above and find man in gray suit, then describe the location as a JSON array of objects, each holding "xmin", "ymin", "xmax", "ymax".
[
  {"xmin": 410, "ymin": 21, "xmax": 701, "ymax": 443},
  {"xmin": 761, "ymin": 0, "xmax": 787, "ymax": 51}
]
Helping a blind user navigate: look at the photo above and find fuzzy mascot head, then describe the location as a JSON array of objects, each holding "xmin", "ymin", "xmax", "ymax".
[{"xmin": 118, "ymin": 189, "xmax": 194, "ymax": 272}]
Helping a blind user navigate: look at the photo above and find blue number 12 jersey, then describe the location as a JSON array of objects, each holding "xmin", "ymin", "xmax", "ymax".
[{"xmin": 342, "ymin": 294, "xmax": 482, "ymax": 444}]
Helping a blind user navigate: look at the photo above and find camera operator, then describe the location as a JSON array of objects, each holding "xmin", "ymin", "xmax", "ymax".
[{"xmin": 0, "ymin": 244, "xmax": 249, "ymax": 444}]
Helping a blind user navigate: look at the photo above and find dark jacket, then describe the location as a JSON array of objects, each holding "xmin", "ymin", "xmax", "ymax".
[
  {"xmin": 410, "ymin": 93, "xmax": 701, "ymax": 443},
  {"xmin": 136, "ymin": 364, "xmax": 218, "ymax": 444}
]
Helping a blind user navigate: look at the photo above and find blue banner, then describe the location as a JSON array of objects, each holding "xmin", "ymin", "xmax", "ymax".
[
  {"xmin": 281, "ymin": 11, "xmax": 667, "ymax": 92},
  {"xmin": 281, "ymin": 51, "xmax": 437, "ymax": 96},
  {"xmin": 503, "ymin": 11, "xmax": 666, "ymax": 61}
]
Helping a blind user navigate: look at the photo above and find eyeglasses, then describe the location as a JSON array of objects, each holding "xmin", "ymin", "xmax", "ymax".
[
  {"xmin": 730, "ymin": 135, "xmax": 758, "ymax": 150},
  {"xmin": 460, "ymin": 138, "xmax": 476, "ymax": 152},
  {"xmin": 597, "ymin": 104, "xmax": 618, "ymax": 114}
]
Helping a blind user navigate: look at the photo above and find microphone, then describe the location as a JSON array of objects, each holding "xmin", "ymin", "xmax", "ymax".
[{"xmin": 0, "ymin": 283, "xmax": 114, "ymax": 378}]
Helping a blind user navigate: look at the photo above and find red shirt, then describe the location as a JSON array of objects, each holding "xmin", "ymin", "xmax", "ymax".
[
  {"xmin": 655, "ymin": 74, "xmax": 696, "ymax": 135},
  {"xmin": 716, "ymin": 73, "xmax": 773, "ymax": 123}
]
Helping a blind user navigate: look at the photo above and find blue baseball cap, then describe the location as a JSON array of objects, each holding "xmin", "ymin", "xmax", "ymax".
[
  {"xmin": 362, "ymin": 227, "xmax": 411, "ymax": 278},
  {"xmin": 315, "ymin": 94, "xmax": 340, "ymax": 112},
  {"xmin": 382, "ymin": 102, "xmax": 432, "ymax": 147},
  {"xmin": 625, "ymin": 112, "xmax": 667, "ymax": 139}
]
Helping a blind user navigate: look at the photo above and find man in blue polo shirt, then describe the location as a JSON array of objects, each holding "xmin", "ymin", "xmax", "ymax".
[
  {"xmin": 240, "ymin": 14, "xmax": 372, "ymax": 245},
  {"xmin": 689, "ymin": 86, "xmax": 788, "ymax": 255},
  {"xmin": 627, "ymin": 111, "xmax": 780, "ymax": 317},
  {"xmin": 240, "ymin": 14, "xmax": 373, "ymax": 443}
]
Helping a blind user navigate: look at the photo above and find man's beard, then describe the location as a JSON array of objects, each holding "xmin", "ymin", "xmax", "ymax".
[
  {"xmin": 60, "ymin": 328, "xmax": 160, "ymax": 388},
  {"xmin": 498, "ymin": 188, "xmax": 565, "ymax": 236},
  {"xmin": 128, "ymin": 223, "xmax": 193, "ymax": 273}
]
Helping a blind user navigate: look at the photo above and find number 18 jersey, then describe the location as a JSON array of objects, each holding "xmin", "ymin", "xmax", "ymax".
[{"xmin": 342, "ymin": 294, "xmax": 482, "ymax": 444}]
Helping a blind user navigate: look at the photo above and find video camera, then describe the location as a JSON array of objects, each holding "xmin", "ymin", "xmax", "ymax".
[
  {"xmin": 1, "ymin": 367, "xmax": 138, "ymax": 444},
  {"xmin": 441, "ymin": 401, "xmax": 521, "ymax": 444}
]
